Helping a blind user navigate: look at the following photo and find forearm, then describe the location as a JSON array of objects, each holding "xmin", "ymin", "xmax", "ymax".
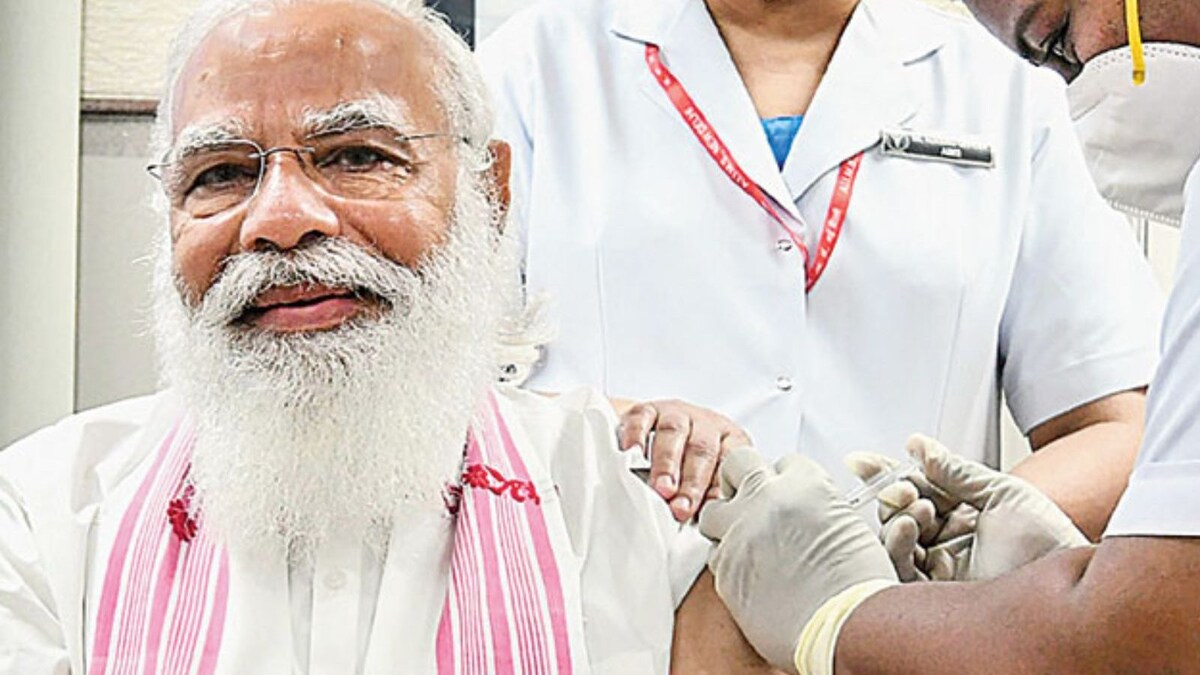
[
  {"xmin": 1010, "ymin": 421, "xmax": 1138, "ymax": 539},
  {"xmin": 834, "ymin": 537, "xmax": 1200, "ymax": 674},
  {"xmin": 1011, "ymin": 391, "xmax": 1145, "ymax": 540}
]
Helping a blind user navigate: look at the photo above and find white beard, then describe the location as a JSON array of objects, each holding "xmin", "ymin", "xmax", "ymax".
[{"xmin": 152, "ymin": 170, "xmax": 516, "ymax": 560}]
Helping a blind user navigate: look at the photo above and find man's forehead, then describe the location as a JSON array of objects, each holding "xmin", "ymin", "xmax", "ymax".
[
  {"xmin": 171, "ymin": 0, "xmax": 442, "ymax": 140},
  {"xmin": 172, "ymin": 98, "xmax": 414, "ymax": 157}
]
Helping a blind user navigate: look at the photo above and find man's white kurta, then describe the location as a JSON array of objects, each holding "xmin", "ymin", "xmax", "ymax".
[
  {"xmin": 1107, "ymin": 162, "xmax": 1200, "ymax": 538},
  {"xmin": 0, "ymin": 387, "xmax": 708, "ymax": 674},
  {"xmin": 477, "ymin": 0, "xmax": 1163, "ymax": 482}
]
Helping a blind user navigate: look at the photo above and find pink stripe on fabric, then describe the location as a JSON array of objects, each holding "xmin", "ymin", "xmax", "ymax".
[
  {"xmin": 162, "ymin": 544, "xmax": 201, "ymax": 674},
  {"xmin": 196, "ymin": 552, "xmax": 230, "ymax": 675},
  {"xmin": 443, "ymin": 547, "xmax": 466, "ymax": 675},
  {"xmin": 451, "ymin": 549, "xmax": 476, "ymax": 675},
  {"xmin": 461, "ymin": 534, "xmax": 486, "ymax": 675},
  {"xmin": 440, "ymin": 430, "xmax": 491, "ymax": 675},
  {"xmin": 478, "ymin": 408, "xmax": 549, "ymax": 675},
  {"xmin": 171, "ymin": 541, "xmax": 215, "ymax": 674},
  {"xmin": 88, "ymin": 422, "xmax": 181, "ymax": 675},
  {"xmin": 163, "ymin": 538, "xmax": 216, "ymax": 674},
  {"xmin": 113, "ymin": 431, "xmax": 193, "ymax": 675},
  {"xmin": 436, "ymin": 599, "xmax": 456, "ymax": 673},
  {"xmin": 448, "ymin": 439, "xmax": 475, "ymax": 675},
  {"xmin": 487, "ymin": 393, "xmax": 573, "ymax": 675},
  {"xmin": 487, "ymin": 415, "xmax": 551, "ymax": 675},
  {"xmin": 495, "ymin": 493, "xmax": 548, "ymax": 673},
  {"xmin": 462, "ymin": 437, "xmax": 496, "ymax": 675},
  {"xmin": 88, "ymin": 419, "xmax": 229, "ymax": 675},
  {"xmin": 138, "ymin": 533, "xmax": 182, "ymax": 675},
  {"xmin": 467, "ymin": 449, "xmax": 516, "ymax": 672},
  {"xmin": 437, "ymin": 394, "xmax": 575, "ymax": 675},
  {"xmin": 154, "ymin": 480, "xmax": 208, "ymax": 673}
]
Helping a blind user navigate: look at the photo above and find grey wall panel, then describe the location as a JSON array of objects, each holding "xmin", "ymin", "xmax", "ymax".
[{"xmin": 75, "ymin": 116, "xmax": 161, "ymax": 411}]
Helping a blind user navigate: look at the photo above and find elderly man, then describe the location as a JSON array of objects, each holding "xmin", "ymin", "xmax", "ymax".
[
  {"xmin": 0, "ymin": 1, "xmax": 771, "ymax": 672},
  {"xmin": 698, "ymin": 0, "xmax": 1200, "ymax": 672}
]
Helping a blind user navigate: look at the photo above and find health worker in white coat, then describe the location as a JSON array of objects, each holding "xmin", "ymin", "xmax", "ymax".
[
  {"xmin": 696, "ymin": 0, "xmax": 1200, "ymax": 671},
  {"xmin": 477, "ymin": 0, "xmax": 1162, "ymax": 537}
]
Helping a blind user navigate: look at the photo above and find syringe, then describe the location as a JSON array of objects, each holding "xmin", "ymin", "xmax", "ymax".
[{"xmin": 844, "ymin": 457, "xmax": 921, "ymax": 509}]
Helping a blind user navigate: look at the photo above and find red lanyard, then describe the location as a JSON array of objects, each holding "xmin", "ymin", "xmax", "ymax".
[{"xmin": 645, "ymin": 44, "xmax": 863, "ymax": 292}]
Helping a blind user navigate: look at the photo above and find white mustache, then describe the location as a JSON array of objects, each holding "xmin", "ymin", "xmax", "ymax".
[{"xmin": 189, "ymin": 238, "xmax": 421, "ymax": 329}]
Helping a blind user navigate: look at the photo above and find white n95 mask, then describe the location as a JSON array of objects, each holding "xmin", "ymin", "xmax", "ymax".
[{"xmin": 1067, "ymin": 43, "xmax": 1200, "ymax": 227}]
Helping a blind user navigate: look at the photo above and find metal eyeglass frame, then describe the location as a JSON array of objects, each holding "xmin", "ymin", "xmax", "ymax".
[{"xmin": 145, "ymin": 132, "xmax": 469, "ymax": 206}]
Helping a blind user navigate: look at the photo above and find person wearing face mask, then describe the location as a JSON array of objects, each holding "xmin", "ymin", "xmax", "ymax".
[{"xmin": 696, "ymin": 1, "xmax": 1200, "ymax": 672}]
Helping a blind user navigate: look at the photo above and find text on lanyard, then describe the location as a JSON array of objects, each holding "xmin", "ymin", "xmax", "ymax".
[{"xmin": 644, "ymin": 44, "xmax": 864, "ymax": 292}]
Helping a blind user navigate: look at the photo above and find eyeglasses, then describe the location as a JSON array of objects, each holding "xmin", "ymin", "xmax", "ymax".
[{"xmin": 147, "ymin": 128, "xmax": 467, "ymax": 218}]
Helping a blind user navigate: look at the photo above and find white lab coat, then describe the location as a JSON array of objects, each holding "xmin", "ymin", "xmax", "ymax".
[
  {"xmin": 478, "ymin": 0, "xmax": 1163, "ymax": 480},
  {"xmin": 0, "ymin": 387, "xmax": 707, "ymax": 674},
  {"xmin": 1107, "ymin": 162, "xmax": 1200, "ymax": 538}
]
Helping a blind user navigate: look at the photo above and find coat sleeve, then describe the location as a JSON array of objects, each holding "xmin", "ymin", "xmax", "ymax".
[
  {"xmin": 1106, "ymin": 162, "xmax": 1200, "ymax": 538},
  {"xmin": 998, "ymin": 70, "xmax": 1163, "ymax": 433}
]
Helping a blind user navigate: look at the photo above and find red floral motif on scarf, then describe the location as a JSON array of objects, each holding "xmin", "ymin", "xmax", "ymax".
[{"xmin": 461, "ymin": 463, "xmax": 541, "ymax": 505}]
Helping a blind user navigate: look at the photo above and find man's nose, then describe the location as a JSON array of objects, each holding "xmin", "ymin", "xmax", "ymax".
[{"xmin": 238, "ymin": 154, "xmax": 340, "ymax": 251}]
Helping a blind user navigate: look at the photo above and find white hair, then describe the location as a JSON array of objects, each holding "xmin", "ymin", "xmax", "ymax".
[
  {"xmin": 150, "ymin": 0, "xmax": 494, "ymax": 170},
  {"xmin": 153, "ymin": 162, "xmax": 516, "ymax": 559},
  {"xmin": 141, "ymin": 0, "xmax": 564, "ymax": 558},
  {"xmin": 149, "ymin": 0, "xmax": 552, "ymax": 384}
]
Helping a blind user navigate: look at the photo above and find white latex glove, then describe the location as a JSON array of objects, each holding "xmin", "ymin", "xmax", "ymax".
[
  {"xmin": 849, "ymin": 435, "xmax": 1090, "ymax": 582},
  {"xmin": 843, "ymin": 451, "xmax": 971, "ymax": 582},
  {"xmin": 700, "ymin": 449, "xmax": 898, "ymax": 673}
]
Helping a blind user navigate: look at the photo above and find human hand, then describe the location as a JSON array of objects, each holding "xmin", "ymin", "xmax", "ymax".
[
  {"xmin": 848, "ymin": 435, "xmax": 1089, "ymax": 582},
  {"xmin": 699, "ymin": 450, "xmax": 897, "ymax": 672},
  {"xmin": 843, "ymin": 451, "xmax": 965, "ymax": 582},
  {"xmin": 615, "ymin": 398, "xmax": 752, "ymax": 521}
]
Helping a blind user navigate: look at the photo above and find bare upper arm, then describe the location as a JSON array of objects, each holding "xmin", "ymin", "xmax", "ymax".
[
  {"xmin": 1026, "ymin": 388, "xmax": 1145, "ymax": 451},
  {"xmin": 670, "ymin": 570, "xmax": 785, "ymax": 675}
]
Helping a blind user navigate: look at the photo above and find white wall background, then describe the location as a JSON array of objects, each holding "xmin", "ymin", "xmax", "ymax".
[
  {"xmin": 0, "ymin": 1, "xmax": 83, "ymax": 447},
  {"xmin": 84, "ymin": 0, "xmax": 204, "ymax": 101}
]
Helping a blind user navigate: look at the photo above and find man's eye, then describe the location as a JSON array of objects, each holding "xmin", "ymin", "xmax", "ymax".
[
  {"xmin": 322, "ymin": 146, "xmax": 398, "ymax": 172},
  {"xmin": 190, "ymin": 163, "xmax": 256, "ymax": 192}
]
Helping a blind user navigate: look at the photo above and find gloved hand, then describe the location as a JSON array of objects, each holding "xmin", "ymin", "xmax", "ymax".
[
  {"xmin": 843, "ymin": 450, "xmax": 969, "ymax": 582},
  {"xmin": 847, "ymin": 435, "xmax": 1090, "ymax": 582},
  {"xmin": 699, "ymin": 449, "xmax": 897, "ymax": 674}
]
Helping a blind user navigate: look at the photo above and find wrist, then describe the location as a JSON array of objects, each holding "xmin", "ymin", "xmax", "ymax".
[{"xmin": 793, "ymin": 579, "xmax": 897, "ymax": 675}]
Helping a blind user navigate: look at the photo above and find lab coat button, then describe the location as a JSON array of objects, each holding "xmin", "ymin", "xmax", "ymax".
[
  {"xmin": 324, "ymin": 570, "xmax": 347, "ymax": 591},
  {"xmin": 775, "ymin": 376, "xmax": 793, "ymax": 392},
  {"xmin": 775, "ymin": 239, "xmax": 794, "ymax": 253}
]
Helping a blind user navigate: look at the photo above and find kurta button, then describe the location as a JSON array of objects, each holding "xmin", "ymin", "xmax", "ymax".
[
  {"xmin": 776, "ymin": 239, "xmax": 794, "ymax": 252},
  {"xmin": 776, "ymin": 376, "xmax": 793, "ymax": 392},
  {"xmin": 324, "ymin": 570, "xmax": 347, "ymax": 590}
]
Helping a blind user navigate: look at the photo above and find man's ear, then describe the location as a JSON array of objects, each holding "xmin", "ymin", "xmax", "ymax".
[{"xmin": 487, "ymin": 140, "xmax": 513, "ymax": 227}]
